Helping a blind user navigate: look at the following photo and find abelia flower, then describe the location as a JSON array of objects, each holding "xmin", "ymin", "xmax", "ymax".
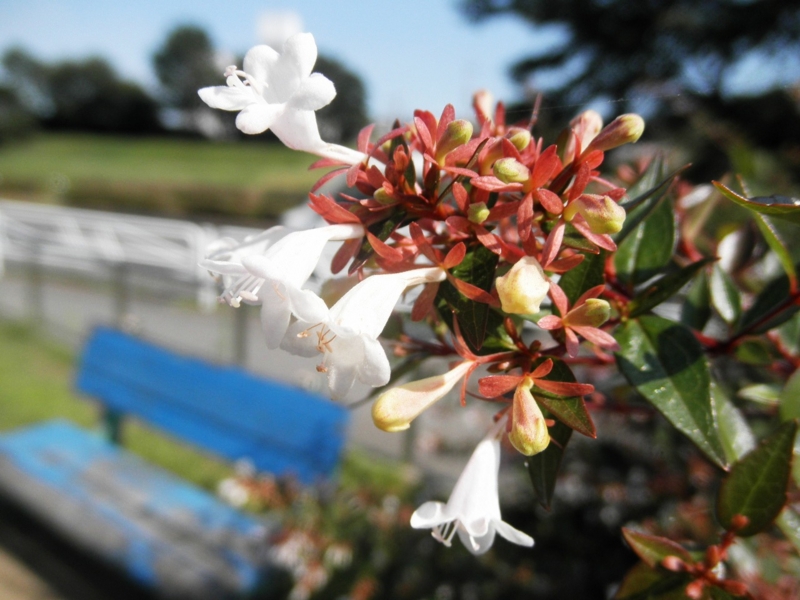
[
  {"xmin": 564, "ymin": 194, "xmax": 626, "ymax": 235},
  {"xmin": 204, "ymin": 224, "xmax": 364, "ymax": 349},
  {"xmin": 495, "ymin": 256, "xmax": 550, "ymax": 315},
  {"xmin": 372, "ymin": 360, "xmax": 476, "ymax": 432},
  {"xmin": 509, "ymin": 377, "xmax": 550, "ymax": 456},
  {"xmin": 538, "ymin": 283, "xmax": 618, "ymax": 357},
  {"xmin": 410, "ymin": 420, "xmax": 534, "ymax": 555},
  {"xmin": 281, "ymin": 267, "xmax": 446, "ymax": 400},
  {"xmin": 198, "ymin": 33, "xmax": 364, "ymax": 164}
]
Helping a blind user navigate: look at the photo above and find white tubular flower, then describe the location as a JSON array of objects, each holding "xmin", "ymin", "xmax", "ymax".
[
  {"xmin": 410, "ymin": 421, "xmax": 534, "ymax": 555},
  {"xmin": 198, "ymin": 33, "xmax": 364, "ymax": 165},
  {"xmin": 202, "ymin": 227, "xmax": 289, "ymax": 307},
  {"xmin": 241, "ymin": 223, "xmax": 365, "ymax": 349},
  {"xmin": 495, "ymin": 256, "xmax": 550, "ymax": 315},
  {"xmin": 372, "ymin": 361, "xmax": 475, "ymax": 432},
  {"xmin": 281, "ymin": 267, "xmax": 446, "ymax": 400}
]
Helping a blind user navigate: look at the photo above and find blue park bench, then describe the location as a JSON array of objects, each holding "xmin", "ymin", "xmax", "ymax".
[{"xmin": 0, "ymin": 327, "xmax": 350, "ymax": 599}]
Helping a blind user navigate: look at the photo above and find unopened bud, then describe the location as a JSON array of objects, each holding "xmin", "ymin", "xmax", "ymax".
[
  {"xmin": 372, "ymin": 362, "xmax": 474, "ymax": 432},
  {"xmin": 436, "ymin": 119, "xmax": 473, "ymax": 163},
  {"xmin": 564, "ymin": 298, "xmax": 611, "ymax": 328},
  {"xmin": 473, "ymin": 89, "xmax": 494, "ymax": 122},
  {"xmin": 492, "ymin": 157, "xmax": 530, "ymax": 184},
  {"xmin": 509, "ymin": 379, "xmax": 550, "ymax": 456},
  {"xmin": 584, "ymin": 114, "xmax": 645, "ymax": 154},
  {"xmin": 564, "ymin": 195, "xmax": 626, "ymax": 234},
  {"xmin": 495, "ymin": 256, "xmax": 550, "ymax": 315},
  {"xmin": 373, "ymin": 187, "xmax": 395, "ymax": 205},
  {"xmin": 468, "ymin": 202, "xmax": 490, "ymax": 224},
  {"xmin": 506, "ymin": 127, "xmax": 532, "ymax": 151},
  {"xmin": 661, "ymin": 555, "xmax": 687, "ymax": 572},
  {"xmin": 570, "ymin": 109, "xmax": 603, "ymax": 150}
]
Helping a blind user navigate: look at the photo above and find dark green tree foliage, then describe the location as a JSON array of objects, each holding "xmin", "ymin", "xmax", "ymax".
[
  {"xmin": 314, "ymin": 55, "xmax": 369, "ymax": 144},
  {"xmin": 0, "ymin": 85, "xmax": 37, "ymax": 142},
  {"xmin": 153, "ymin": 25, "xmax": 219, "ymax": 111},
  {"xmin": 1, "ymin": 48, "xmax": 162, "ymax": 134}
]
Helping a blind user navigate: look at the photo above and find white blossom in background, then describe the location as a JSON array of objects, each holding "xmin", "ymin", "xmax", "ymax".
[
  {"xmin": 281, "ymin": 267, "xmax": 447, "ymax": 400},
  {"xmin": 198, "ymin": 33, "xmax": 364, "ymax": 165},
  {"xmin": 410, "ymin": 419, "xmax": 534, "ymax": 555}
]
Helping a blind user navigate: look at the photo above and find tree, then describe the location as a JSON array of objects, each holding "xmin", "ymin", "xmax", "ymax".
[
  {"xmin": 153, "ymin": 25, "xmax": 219, "ymax": 111},
  {"xmin": 314, "ymin": 55, "xmax": 369, "ymax": 144}
]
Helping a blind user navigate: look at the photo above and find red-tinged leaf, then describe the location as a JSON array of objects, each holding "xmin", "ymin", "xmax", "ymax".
[
  {"xmin": 614, "ymin": 562, "xmax": 688, "ymax": 599},
  {"xmin": 411, "ymin": 281, "xmax": 440, "ymax": 321},
  {"xmin": 331, "ymin": 238, "xmax": 361, "ymax": 274},
  {"xmin": 437, "ymin": 104, "xmax": 456, "ymax": 141},
  {"xmin": 409, "ymin": 222, "xmax": 441, "ymax": 264},
  {"xmin": 536, "ymin": 188, "xmax": 564, "ymax": 214},
  {"xmin": 414, "ymin": 115, "xmax": 434, "ymax": 154},
  {"xmin": 533, "ymin": 357, "xmax": 596, "ymax": 437},
  {"xmin": 357, "ymin": 123, "xmax": 375, "ymax": 153},
  {"xmin": 471, "ymin": 176, "xmax": 524, "ymax": 192},
  {"xmin": 518, "ymin": 193, "xmax": 534, "ymax": 241},
  {"xmin": 441, "ymin": 166, "xmax": 480, "ymax": 178},
  {"xmin": 414, "ymin": 109, "xmax": 438, "ymax": 143},
  {"xmin": 346, "ymin": 162, "xmax": 360, "ymax": 187},
  {"xmin": 309, "ymin": 157, "xmax": 347, "ymax": 169},
  {"xmin": 572, "ymin": 325, "xmax": 619, "ymax": 349},
  {"xmin": 541, "ymin": 220, "xmax": 566, "ymax": 267},
  {"xmin": 487, "ymin": 200, "xmax": 519, "ymax": 221},
  {"xmin": 452, "ymin": 182, "xmax": 469, "ymax": 212},
  {"xmin": 548, "ymin": 253, "xmax": 585, "ymax": 272},
  {"xmin": 450, "ymin": 276, "xmax": 499, "ymax": 306},
  {"xmin": 580, "ymin": 149, "xmax": 604, "ymax": 169},
  {"xmin": 538, "ymin": 315, "xmax": 562, "ymax": 330},
  {"xmin": 366, "ymin": 231, "xmax": 403, "ymax": 262},
  {"xmin": 571, "ymin": 217, "xmax": 617, "ymax": 251},
  {"xmin": 576, "ymin": 284, "xmax": 605, "ymax": 305},
  {"xmin": 716, "ymin": 420, "xmax": 798, "ymax": 536},
  {"xmin": 445, "ymin": 216, "xmax": 472, "ymax": 234},
  {"xmin": 535, "ymin": 379, "xmax": 594, "ymax": 397},
  {"xmin": 621, "ymin": 529, "xmax": 692, "ymax": 568},
  {"xmin": 531, "ymin": 145, "xmax": 561, "ymax": 189},
  {"xmin": 495, "ymin": 101, "xmax": 506, "ymax": 127},
  {"xmin": 311, "ymin": 167, "xmax": 348, "ymax": 192},
  {"xmin": 564, "ymin": 328, "xmax": 580, "ymax": 358},
  {"xmin": 373, "ymin": 125, "xmax": 407, "ymax": 149},
  {"xmin": 568, "ymin": 162, "xmax": 592, "ymax": 201},
  {"xmin": 308, "ymin": 193, "xmax": 361, "ymax": 224},
  {"xmin": 549, "ymin": 282, "xmax": 570, "ymax": 316},
  {"xmin": 500, "ymin": 137, "xmax": 523, "ymax": 161},
  {"xmin": 479, "ymin": 375, "xmax": 523, "ymax": 398},
  {"xmin": 475, "ymin": 227, "xmax": 505, "ymax": 257},
  {"xmin": 530, "ymin": 358, "xmax": 554, "ymax": 379},
  {"xmin": 443, "ymin": 243, "xmax": 467, "ymax": 269},
  {"xmin": 365, "ymin": 165, "xmax": 386, "ymax": 189}
]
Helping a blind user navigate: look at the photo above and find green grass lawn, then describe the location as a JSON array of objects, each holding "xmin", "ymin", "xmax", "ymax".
[{"xmin": 0, "ymin": 133, "xmax": 327, "ymax": 219}]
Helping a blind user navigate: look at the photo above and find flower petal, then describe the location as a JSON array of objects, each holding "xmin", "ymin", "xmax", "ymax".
[
  {"xmin": 457, "ymin": 526, "xmax": 496, "ymax": 556},
  {"xmin": 242, "ymin": 44, "xmax": 280, "ymax": 84},
  {"xmin": 410, "ymin": 501, "xmax": 449, "ymax": 529},
  {"xmin": 235, "ymin": 102, "xmax": 285, "ymax": 135},
  {"xmin": 288, "ymin": 72, "xmax": 336, "ymax": 111},
  {"xmin": 270, "ymin": 106, "xmax": 325, "ymax": 151},
  {"xmin": 281, "ymin": 32, "xmax": 318, "ymax": 81},
  {"xmin": 198, "ymin": 85, "xmax": 255, "ymax": 111},
  {"xmin": 494, "ymin": 520, "xmax": 535, "ymax": 547},
  {"xmin": 356, "ymin": 336, "xmax": 391, "ymax": 388},
  {"xmin": 258, "ymin": 284, "xmax": 294, "ymax": 349},
  {"xmin": 280, "ymin": 320, "xmax": 321, "ymax": 358}
]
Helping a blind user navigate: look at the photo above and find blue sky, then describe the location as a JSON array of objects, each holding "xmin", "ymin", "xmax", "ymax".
[{"xmin": 0, "ymin": 0, "xmax": 561, "ymax": 121}]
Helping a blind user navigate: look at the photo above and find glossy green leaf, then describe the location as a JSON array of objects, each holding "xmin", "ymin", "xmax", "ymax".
[
  {"xmin": 680, "ymin": 270, "xmax": 712, "ymax": 331},
  {"xmin": 712, "ymin": 383, "xmax": 756, "ymax": 465},
  {"xmin": 714, "ymin": 182, "xmax": 800, "ymax": 225},
  {"xmin": 615, "ymin": 195, "xmax": 676, "ymax": 287},
  {"xmin": 558, "ymin": 250, "xmax": 606, "ymax": 305},
  {"xmin": 622, "ymin": 529, "xmax": 692, "ymax": 568},
  {"xmin": 527, "ymin": 417, "xmax": 571, "ymax": 510},
  {"xmin": 614, "ymin": 562, "xmax": 690, "ymax": 600},
  {"xmin": 737, "ymin": 270, "xmax": 800, "ymax": 335},
  {"xmin": 754, "ymin": 213, "xmax": 797, "ymax": 286},
  {"xmin": 737, "ymin": 383, "xmax": 781, "ymax": 406},
  {"xmin": 716, "ymin": 420, "xmax": 797, "ymax": 536},
  {"xmin": 734, "ymin": 338, "xmax": 777, "ymax": 366},
  {"xmin": 435, "ymin": 244, "xmax": 499, "ymax": 353},
  {"xmin": 778, "ymin": 369, "xmax": 800, "ymax": 422},
  {"xmin": 533, "ymin": 357, "xmax": 596, "ymax": 438},
  {"xmin": 615, "ymin": 316, "xmax": 727, "ymax": 468},
  {"xmin": 628, "ymin": 259, "xmax": 713, "ymax": 319},
  {"xmin": 709, "ymin": 265, "xmax": 742, "ymax": 325}
]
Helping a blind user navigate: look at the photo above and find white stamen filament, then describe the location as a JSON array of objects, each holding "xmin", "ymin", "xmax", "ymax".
[{"xmin": 432, "ymin": 521, "xmax": 460, "ymax": 547}]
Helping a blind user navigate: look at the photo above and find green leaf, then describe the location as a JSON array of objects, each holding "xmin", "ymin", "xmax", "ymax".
[
  {"xmin": 777, "ymin": 313, "xmax": 800, "ymax": 355},
  {"xmin": 629, "ymin": 259, "xmax": 713, "ymax": 319},
  {"xmin": 734, "ymin": 338, "xmax": 777, "ymax": 366},
  {"xmin": 716, "ymin": 420, "xmax": 797, "ymax": 536},
  {"xmin": 754, "ymin": 213, "xmax": 797, "ymax": 287},
  {"xmin": 558, "ymin": 250, "xmax": 606, "ymax": 305},
  {"xmin": 709, "ymin": 265, "xmax": 742, "ymax": 325},
  {"xmin": 681, "ymin": 270, "xmax": 712, "ymax": 331},
  {"xmin": 533, "ymin": 357, "xmax": 596, "ymax": 438},
  {"xmin": 527, "ymin": 417, "xmax": 571, "ymax": 510},
  {"xmin": 615, "ymin": 316, "xmax": 727, "ymax": 468},
  {"xmin": 622, "ymin": 529, "xmax": 692, "ymax": 568},
  {"xmin": 614, "ymin": 562, "xmax": 690, "ymax": 600},
  {"xmin": 615, "ymin": 195, "xmax": 676, "ymax": 287},
  {"xmin": 712, "ymin": 383, "xmax": 755, "ymax": 465},
  {"xmin": 776, "ymin": 507, "xmax": 800, "ymax": 556},
  {"xmin": 435, "ymin": 244, "xmax": 499, "ymax": 353},
  {"xmin": 714, "ymin": 182, "xmax": 800, "ymax": 225},
  {"xmin": 778, "ymin": 369, "xmax": 800, "ymax": 422},
  {"xmin": 737, "ymin": 270, "xmax": 800, "ymax": 335},
  {"xmin": 737, "ymin": 383, "xmax": 781, "ymax": 407}
]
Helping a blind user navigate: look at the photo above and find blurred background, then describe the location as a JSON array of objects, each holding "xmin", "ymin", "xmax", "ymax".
[{"xmin": 1, "ymin": 1, "xmax": 799, "ymax": 599}]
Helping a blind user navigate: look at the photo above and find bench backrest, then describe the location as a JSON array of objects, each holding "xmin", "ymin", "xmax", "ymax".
[{"xmin": 76, "ymin": 327, "xmax": 349, "ymax": 484}]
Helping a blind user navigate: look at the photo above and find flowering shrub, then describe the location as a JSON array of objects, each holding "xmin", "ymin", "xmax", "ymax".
[{"xmin": 200, "ymin": 32, "xmax": 800, "ymax": 598}]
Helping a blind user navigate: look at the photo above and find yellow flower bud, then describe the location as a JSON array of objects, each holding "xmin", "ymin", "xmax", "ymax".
[
  {"xmin": 435, "ymin": 119, "xmax": 474, "ymax": 164},
  {"xmin": 373, "ymin": 187, "xmax": 395, "ymax": 205},
  {"xmin": 506, "ymin": 127, "xmax": 532, "ymax": 151},
  {"xmin": 495, "ymin": 256, "xmax": 550, "ymax": 315},
  {"xmin": 564, "ymin": 298, "xmax": 611, "ymax": 328},
  {"xmin": 468, "ymin": 202, "xmax": 490, "ymax": 224},
  {"xmin": 509, "ymin": 378, "xmax": 550, "ymax": 456},
  {"xmin": 564, "ymin": 195, "xmax": 626, "ymax": 234},
  {"xmin": 584, "ymin": 114, "xmax": 644, "ymax": 154},
  {"xmin": 492, "ymin": 157, "xmax": 530, "ymax": 184}
]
